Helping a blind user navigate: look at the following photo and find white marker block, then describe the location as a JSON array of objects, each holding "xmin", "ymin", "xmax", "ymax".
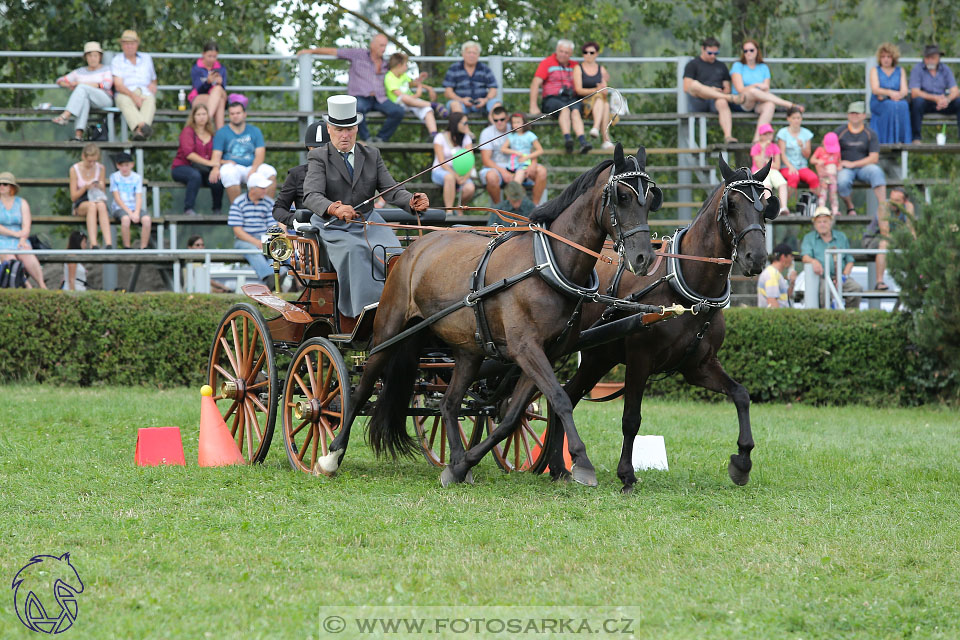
[{"xmin": 632, "ymin": 435, "xmax": 669, "ymax": 471}]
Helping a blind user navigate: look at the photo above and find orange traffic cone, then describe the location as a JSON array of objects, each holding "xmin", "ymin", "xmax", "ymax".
[
  {"xmin": 530, "ymin": 430, "xmax": 572, "ymax": 474},
  {"xmin": 198, "ymin": 385, "xmax": 246, "ymax": 467}
]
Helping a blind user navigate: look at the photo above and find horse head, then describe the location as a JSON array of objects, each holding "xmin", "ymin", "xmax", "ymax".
[
  {"xmin": 605, "ymin": 143, "xmax": 660, "ymax": 275},
  {"xmin": 717, "ymin": 155, "xmax": 779, "ymax": 275}
]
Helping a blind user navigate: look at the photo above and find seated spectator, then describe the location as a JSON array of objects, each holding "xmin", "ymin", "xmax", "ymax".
[
  {"xmin": 801, "ymin": 206, "xmax": 862, "ymax": 309},
  {"xmin": 835, "ymin": 101, "xmax": 887, "ymax": 217},
  {"xmin": 443, "ymin": 41, "xmax": 500, "ymax": 116},
  {"xmin": 0, "ymin": 172, "xmax": 47, "ymax": 289},
  {"xmin": 870, "ymin": 42, "xmax": 912, "ymax": 144},
  {"xmin": 573, "ymin": 41, "xmax": 614, "ymax": 150},
  {"xmin": 69, "ymin": 143, "xmax": 113, "ymax": 249},
  {"xmin": 273, "ymin": 121, "xmax": 329, "ymax": 226},
  {"xmin": 909, "ymin": 44, "xmax": 960, "ymax": 143},
  {"xmin": 111, "ymin": 30, "xmax": 157, "ymax": 141},
  {"xmin": 431, "ymin": 113, "xmax": 476, "ymax": 208},
  {"xmin": 862, "ymin": 186, "xmax": 916, "ymax": 290},
  {"xmin": 682, "ymin": 37, "xmax": 740, "ymax": 143},
  {"xmin": 210, "ymin": 101, "xmax": 276, "ymax": 205},
  {"xmin": 776, "ymin": 106, "xmax": 819, "ymax": 192},
  {"xmin": 478, "ymin": 105, "xmax": 547, "ymax": 203},
  {"xmin": 109, "ymin": 152, "xmax": 150, "ymax": 250},
  {"xmin": 750, "ymin": 124, "xmax": 789, "ymax": 216},
  {"xmin": 757, "ymin": 243, "xmax": 795, "ymax": 308},
  {"xmin": 63, "ymin": 230, "xmax": 88, "ymax": 291},
  {"xmin": 385, "ymin": 52, "xmax": 439, "ymax": 139},
  {"xmin": 228, "ymin": 172, "xmax": 284, "ymax": 287},
  {"xmin": 731, "ymin": 40, "xmax": 801, "ymax": 133},
  {"xmin": 52, "ymin": 41, "xmax": 113, "ymax": 143},
  {"xmin": 171, "ymin": 103, "xmax": 224, "ymax": 216},
  {"xmin": 185, "ymin": 234, "xmax": 231, "ymax": 293},
  {"xmin": 488, "ymin": 181, "xmax": 535, "ymax": 225},
  {"xmin": 189, "ymin": 40, "xmax": 227, "ymax": 130},
  {"xmin": 500, "ymin": 112, "xmax": 543, "ymax": 188},
  {"xmin": 810, "ymin": 132, "xmax": 841, "ymax": 215},
  {"xmin": 530, "ymin": 39, "xmax": 592, "ymax": 154},
  {"xmin": 297, "ymin": 34, "xmax": 403, "ymax": 143}
]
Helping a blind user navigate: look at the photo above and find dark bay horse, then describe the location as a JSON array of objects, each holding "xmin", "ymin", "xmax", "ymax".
[
  {"xmin": 320, "ymin": 144, "xmax": 661, "ymax": 486},
  {"xmin": 552, "ymin": 157, "xmax": 781, "ymax": 492}
]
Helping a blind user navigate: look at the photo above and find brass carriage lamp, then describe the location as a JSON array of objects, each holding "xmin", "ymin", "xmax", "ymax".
[{"xmin": 262, "ymin": 226, "xmax": 293, "ymax": 292}]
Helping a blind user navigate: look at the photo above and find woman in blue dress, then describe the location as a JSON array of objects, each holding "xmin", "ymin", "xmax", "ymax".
[
  {"xmin": 0, "ymin": 172, "xmax": 47, "ymax": 288},
  {"xmin": 869, "ymin": 42, "xmax": 911, "ymax": 144}
]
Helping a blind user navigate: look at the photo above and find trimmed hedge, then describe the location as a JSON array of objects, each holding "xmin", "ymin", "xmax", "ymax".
[{"xmin": 1, "ymin": 291, "xmax": 955, "ymax": 404}]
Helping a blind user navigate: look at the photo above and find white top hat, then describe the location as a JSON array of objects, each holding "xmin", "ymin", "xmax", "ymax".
[{"xmin": 323, "ymin": 95, "xmax": 364, "ymax": 127}]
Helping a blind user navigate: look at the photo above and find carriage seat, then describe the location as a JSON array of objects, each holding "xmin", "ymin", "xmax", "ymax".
[{"xmin": 293, "ymin": 209, "xmax": 334, "ymax": 272}]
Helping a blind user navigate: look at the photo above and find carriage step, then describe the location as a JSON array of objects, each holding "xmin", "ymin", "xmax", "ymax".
[{"xmin": 327, "ymin": 334, "xmax": 352, "ymax": 342}]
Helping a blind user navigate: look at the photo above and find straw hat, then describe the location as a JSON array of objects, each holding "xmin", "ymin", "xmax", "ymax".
[
  {"xmin": 119, "ymin": 30, "xmax": 140, "ymax": 43},
  {"xmin": 0, "ymin": 171, "xmax": 19, "ymax": 195},
  {"xmin": 83, "ymin": 41, "xmax": 103, "ymax": 57}
]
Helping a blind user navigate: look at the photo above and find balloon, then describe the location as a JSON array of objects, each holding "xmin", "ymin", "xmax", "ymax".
[{"xmin": 451, "ymin": 150, "xmax": 475, "ymax": 176}]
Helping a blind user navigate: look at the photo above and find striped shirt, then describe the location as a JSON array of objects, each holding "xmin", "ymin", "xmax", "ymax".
[
  {"xmin": 228, "ymin": 194, "xmax": 276, "ymax": 235},
  {"xmin": 338, "ymin": 48, "xmax": 388, "ymax": 102},
  {"xmin": 756, "ymin": 264, "xmax": 789, "ymax": 308},
  {"xmin": 60, "ymin": 65, "xmax": 114, "ymax": 96},
  {"xmin": 442, "ymin": 61, "xmax": 497, "ymax": 100},
  {"xmin": 111, "ymin": 52, "xmax": 157, "ymax": 94}
]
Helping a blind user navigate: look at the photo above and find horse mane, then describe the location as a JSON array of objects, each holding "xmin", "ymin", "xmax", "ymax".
[{"xmin": 529, "ymin": 159, "xmax": 614, "ymax": 224}]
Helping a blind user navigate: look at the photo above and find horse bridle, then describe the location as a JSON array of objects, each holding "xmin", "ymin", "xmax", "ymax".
[
  {"xmin": 599, "ymin": 156, "xmax": 662, "ymax": 256},
  {"xmin": 716, "ymin": 175, "xmax": 777, "ymax": 261}
]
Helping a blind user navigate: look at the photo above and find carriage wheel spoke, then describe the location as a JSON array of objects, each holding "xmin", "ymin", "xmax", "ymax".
[
  {"xmin": 241, "ymin": 316, "xmax": 249, "ymax": 372},
  {"xmin": 304, "ymin": 352, "xmax": 319, "ymax": 397},
  {"xmin": 297, "ymin": 424, "xmax": 314, "ymax": 463},
  {"xmin": 520, "ymin": 429, "xmax": 533, "ymax": 469},
  {"xmin": 246, "ymin": 324, "xmax": 259, "ymax": 373},
  {"xmin": 290, "ymin": 418, "xmax": 309, "ymax": 438},
  {"xmin": 321, "ymin": 408, "xmax": 343, "ymax": 419},
  {"xmin": 320, "ymin": 384, "xmax": 341, "ymax": 409},
  {"xmin": 427, "ymin": 417, "xmax": 441, "ymax": 449},
  {"xmin": 316, "ymin": 419, "xmax": 330, "ymax": 457},
  {"xmin": 230, "ymin": 319, "xmax": 243, "ymax": 375},
  {"xmin": 214, "ymin": 364, "xmax": 235, "ymax": 382},
  {"xmin": 310, "ymin": 423, "xmax": 320, "ymax": 467},
  {"xmin": 244, "ymin": 401, "xmax": 257, "ymax": 458},
  {"xmin": 319, "ymin": 359, "xmax": 334, "ymax": 401},
  {"xmin": 245, "ymin": 351, "xmax": 266, "ymax": 386},
  {"xmin": 219, "ymin": 336, "xmax": 240, "ymax": 376},
  {"xmin": 321, "ymin": 420, "xmax": 337, "ymax": 442},
  {"xmin": 233, "ymin": 404, "xmax": 245, "ymax": 443},
  {"xmin": 293, "ymin": 373, "xmax": 312, "ymax": 400},
  {"xmin": 250, "ymin": 393, "xmax": 269, "ymax": 416},
  {"xmin": 223, "ymin": 400, "xmax": 240, "ymax": 421},
  {"xmin": 522, "ymin": 419, "xmax": 544, "ymax": 449}
]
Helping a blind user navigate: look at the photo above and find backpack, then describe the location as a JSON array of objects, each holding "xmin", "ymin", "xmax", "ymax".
[
  {"xmin": 796, "ymin": 191, "xmax": 818, "ymax": 217},
  {"xmin": 0, "ymin": 259, "xmax": 27, "ymax": 288},
  {"xmin": 86, "ymin": 122, "xmax": 107, "ymax": 142}
]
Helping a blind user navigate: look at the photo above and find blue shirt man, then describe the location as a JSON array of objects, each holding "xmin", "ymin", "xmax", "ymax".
[
  {"xmin": 228, "ymin": 172, "xmax": 284, "ymax": 285},
  {"xmin": 443, "ymin": 41, "xmax": 501, "ymax": 114},
  {"xmin": 908, "ymin": 44, "xmax": 960, "ymax": 141}
]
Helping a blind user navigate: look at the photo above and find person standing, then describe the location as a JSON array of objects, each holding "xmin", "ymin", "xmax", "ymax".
[
  {"xmin": 909, "ymin": 44, "xmax": 960, "ymax": 143},
  {"xmin": 111, "ymin": 30, "xmax": 157, "ymax": 141}
]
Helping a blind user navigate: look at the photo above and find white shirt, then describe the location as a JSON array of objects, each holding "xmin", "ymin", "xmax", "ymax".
[{"xmin": 111, "ymin": 52, "xmax": 157, "ymax": 94}]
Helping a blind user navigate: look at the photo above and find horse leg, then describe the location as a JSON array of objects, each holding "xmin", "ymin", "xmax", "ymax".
[
  {"xmin": 617, "ymin": 363, "xmax": 650, "ymax": 495},
  {"xmin": 683, "ymin": 356, "xmax": 753, "ymax": 485},
  {"xmin": 438, "ymin": 352, "xmax": 484, "ymax": 487}
]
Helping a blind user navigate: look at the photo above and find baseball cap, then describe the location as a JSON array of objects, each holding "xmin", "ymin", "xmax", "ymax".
[
  {"xmin": 813, "ymin": 206, "xmax": 832, "ymax": 218},
  {"xmin": 757, "ymin": 123, "xmax": 774, "ymax": 136},
  {"xmin": 248, "ymin": 173, "xmax": 272, "ymax": 190},
  {"xmin": 847, "ymin": 101, "xmax": 866, "ymax": 114}
]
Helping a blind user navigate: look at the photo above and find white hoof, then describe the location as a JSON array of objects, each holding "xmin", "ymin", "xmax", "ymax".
[
  {"xmin": 315, "ymin": 450, "xmax": 341, "ymax": 476},
  {"xmin": 440, "ymin": 466, "xmax": 474, "ymax": 487}
]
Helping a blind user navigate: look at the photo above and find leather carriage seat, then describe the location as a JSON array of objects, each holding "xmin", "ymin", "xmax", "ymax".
[{"xmin": 293, "ymin": 209, "xmax": 334, "ymax": 272}]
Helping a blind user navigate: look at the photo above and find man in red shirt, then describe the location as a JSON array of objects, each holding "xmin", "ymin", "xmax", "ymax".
[{"xmin": 529, "ymin": 39, "xmax": 592, "ymax": 154}]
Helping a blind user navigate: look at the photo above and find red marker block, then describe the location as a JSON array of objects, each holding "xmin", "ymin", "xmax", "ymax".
[{"xmin": 135, "ymin": 427, "xmax": 186, "ymax": 466}]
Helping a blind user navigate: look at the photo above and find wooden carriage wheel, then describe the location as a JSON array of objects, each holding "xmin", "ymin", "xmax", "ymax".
[
  {"xmin": 411, "ymin": 376, "xmax": 480, "ymax": 467},
  {"xmin": 281, "ymin": 338, "xmax": 351, "ymax": 474},
  {"xmin": 207, "ymin": 303, "xmax": 279, "ymax": 463},
  {"xmin": 488, "ymin": 393, "xmax": 557, "ymax": 473}
]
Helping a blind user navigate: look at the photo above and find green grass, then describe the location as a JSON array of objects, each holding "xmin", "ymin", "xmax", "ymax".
[{"xmin": 1, "ymin": 387, "xmax": 958, "ymax": 639}]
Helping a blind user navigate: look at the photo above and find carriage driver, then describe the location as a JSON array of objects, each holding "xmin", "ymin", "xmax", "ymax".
[{"xmin": 302, "ymin": 95, "xmax": 429, "ymax": 318}]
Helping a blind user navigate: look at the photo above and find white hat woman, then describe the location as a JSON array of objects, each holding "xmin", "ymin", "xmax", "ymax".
[{"xmin": 52, "ymin": 41, "xmax": 114, "ymax": 142}]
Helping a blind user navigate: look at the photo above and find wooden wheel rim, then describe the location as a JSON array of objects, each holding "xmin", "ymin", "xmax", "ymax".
[{"xmin": 490, "ymin": 394, "xmax": 551, "ymax": 473}]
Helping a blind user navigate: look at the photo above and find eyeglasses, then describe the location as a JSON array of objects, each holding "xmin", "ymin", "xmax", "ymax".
[
  {"xmin": 743, "ymin": 48, "xmax": 756, "ymax": 53},
  {"xmin": 583, "ymin": 50, "xmax": 597, "ymax": 55},
  {"xmin": 492, "ymin": 117, "xmax": 507, "ymax": 122},
  {"xmin": 704, "ymin": 50, "xmax": 719, "ymax": 56}
]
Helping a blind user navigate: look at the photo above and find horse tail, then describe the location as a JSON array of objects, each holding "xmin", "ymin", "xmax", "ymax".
[{"xmin": 366, "ymin": 326, "xmax": 423, "ymax": 460}]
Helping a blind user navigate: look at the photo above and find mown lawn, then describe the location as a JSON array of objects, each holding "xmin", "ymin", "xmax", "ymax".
[{"xmin": 1, "ymin": 387, "xmax": 958, "ymax": 639}]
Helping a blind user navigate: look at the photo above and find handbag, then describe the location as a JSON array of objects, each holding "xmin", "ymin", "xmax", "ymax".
[
  {"xmin": 190, "ymin": 161, "xmax": 213, "ymax": 178},
  {"xmin": 0, "ymin": 259, "xmax": 27, "ymax": 288}
]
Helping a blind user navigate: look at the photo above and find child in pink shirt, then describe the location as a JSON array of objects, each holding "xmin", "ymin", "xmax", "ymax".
[
  {"xmin": 810, "ymin": 132, "xmax": 841, "ymax": 215},
  {"xmin": 750, "ymin": 123, "xmax": 788, "ymax": 214}
]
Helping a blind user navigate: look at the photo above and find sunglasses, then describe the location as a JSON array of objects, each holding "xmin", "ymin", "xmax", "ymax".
[
  {"xmin": 492, "ymin": 117, "xmax": 507, "ymax": 122},
  {"xmin": 704, "ymin": 49, "xmax": 719, "ymax": 56},
  {"xmin": 743, "ymin": 48, "xmax": 756, "ymax": 53},
  {"xmin": 583, "ymin": 50, "xmax": 597, "ymax": 54}
]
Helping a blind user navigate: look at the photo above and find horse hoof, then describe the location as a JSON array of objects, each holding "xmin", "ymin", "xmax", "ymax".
[
  {"xmin": 315, "ymin": 450, "xmax": 341, "ymax": 477},
  {"xmin": 571, "ymin": 464, "xmax": 598, "ymax": 487},
  {"xmin": 440, "ymin": 465, "xmax": 463, "ymax": 488},
  {"xmin": 728, "ymin": 459, "xmax": 750, "ymax": 486},
  {"xmin": 621, "ymin": 484, "xmax": 635, "ymax": 495},
  {"xmin": 464, "ymin": 470, "xmax": 474, "ymax": 485}
]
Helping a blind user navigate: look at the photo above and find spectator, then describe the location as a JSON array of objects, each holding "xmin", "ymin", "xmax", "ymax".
[
  {"xmin": 801, "ymin": 206, "xmax": 862, "ymax": 309},
  {"xmin": 500, "ymin": 112, "xmax": 543, "ymax": 188},
  {"xmin": 385, "ymin": 52, "xmax": 439, "ymax": 139},
  {"xmin": 432, "ymin": 112, "xmax": 476, "ymax": 208},
  {"xmin": 228, "ymin": 172, "xmax": 282, "ymax": 287},
  {"xmin": 189, "ymin": 40, "xmax": 228, "ymax": 130},
  {"xmin": 273, "ymin": 121, "xmax": 329, "ymax": 226},
  {"xmin": 810, "ymin": 132, "xmax": 842, "ymax": 215},
  {"xmin": 52, "ymin": 41, "xmax": 113, "ymax": 143},
  {"xmin": 478, "ymin": 105, "xmax": 547, "ymax": 203},
  {"xmin": 573, "ymin": 41, "xmax": 614, "ymax": 150},
  {"xmin": 488, "ymin": 181, "xmax": 535, "ymax": 225},
  {"xmin": 862, "ymin": 186, "xmax": 916, "ymax": 291},
  {"xmin": 297, "ymin": 34, "xmax": 404, "ymax": 143},
  {"xmin": 69, "ymin": 143, "xmax": 113, "ymax": 249},
  {"xmin": 530, "ymin": 39, "xmax": 592, "ymax": 154},
  {"xmin": 0, "ymin": 172, "xmax": 47, "ymax": 289},
  {"xmin": 835, "ymin": 101, "xmax": 887, "ymax": 217},
  {"xmin": 109, "ymin": 152, "xmax": 150, "ymax": 250},
  {"xmin": 750, "ymin": 123, "xmax": 789, "ymax": 216},
  {"xmin": 111, "ymin": 30, "xmax": 157, "ymax": 141},
  {"xmin": 683, "ymin": 37, "xmax": 741, "ymax": 143},
  {"xmin": 443, "ymin": 41, "xmax": 500, "ymax": 116},
  {"xmin": 62, "ymin": 230, "xmax": 88, "ymax": 291},
  {"xmin": 869, "ymin": 42, "xmax": 912, "ymax": 144},
  {"xmin": 756, "ymin": 243, "xmax": 795, "ymax": 308},
  {"xmin": 171, "ymin": 103, "xmax": 224, "ymax": 216},
  {"xmin": 909, "ymin": 44, "xmax": 960, "ymax": 143},
  {"xmin": 210, "ymin": 101, "xmax": 276, "ymax": 205},
  {"xmin": 776, "ymin": 106, "xmax": 819, "ymax": 192},
  {"xmin": 731, "ymin": 39, "xmax": 800, "ymax": 133},
  {"xmin": 185, "ymin": 234, "xmax": 231, "ymax": 293}
]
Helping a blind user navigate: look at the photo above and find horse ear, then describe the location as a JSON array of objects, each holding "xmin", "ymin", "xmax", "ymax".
[
  {"xmin": 614, "ymin": 143, "xmax": 625, "ymax": 170},
  {"xmin": 753, "ymin": 159, "xmax": 772, "ymax": 182},
  {"xmin": 635, "ymin": 145, "xmax": 647, "ymax": 168},
  {"xmin": 719, "ymin": 154, "xmax": 735, "ymax": 181}
]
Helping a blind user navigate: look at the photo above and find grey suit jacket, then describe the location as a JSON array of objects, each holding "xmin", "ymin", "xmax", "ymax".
[{"xmin": 302, "ymin": 143, "xmax": 414, "ymax": 217}]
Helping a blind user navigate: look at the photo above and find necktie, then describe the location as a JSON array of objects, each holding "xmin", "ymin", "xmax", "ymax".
[{"xmin": 340, "ymin": 151, "xmax": 354, "ymax": 180}]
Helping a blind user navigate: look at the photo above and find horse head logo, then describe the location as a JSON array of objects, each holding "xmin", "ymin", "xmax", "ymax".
[{"xmin": 11, "ymin": 553, "xmax": 84, "ymax": 634}]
